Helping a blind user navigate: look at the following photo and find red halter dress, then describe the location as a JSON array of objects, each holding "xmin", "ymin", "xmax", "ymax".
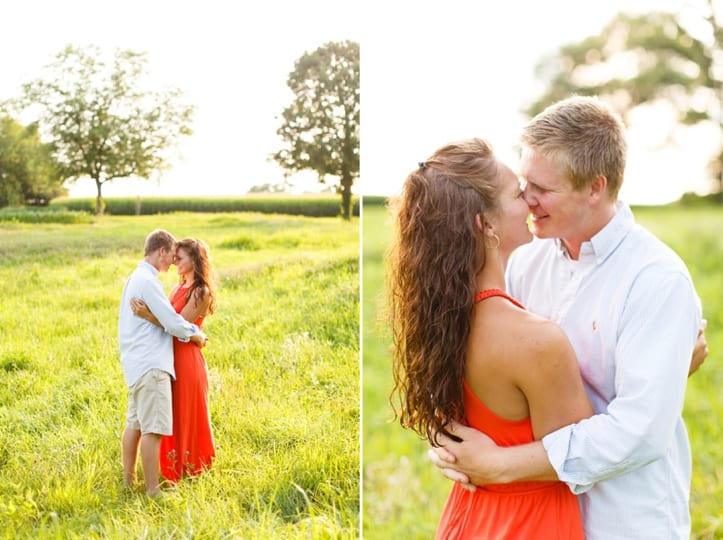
[{"xmin": 435, "ymin": 289, "xmax": 584, "ymax": 540}]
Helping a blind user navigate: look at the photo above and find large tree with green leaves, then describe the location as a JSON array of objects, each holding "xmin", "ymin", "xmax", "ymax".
[
  {"xmin": 273, "ymin": 40, "xmax": 360, "ymax": 219},
  {"xmin": 9, "ymin": 45, "xmax": 194, "ymax": 214},
  {"xmin": 525, "ymin": 2, "xmax": 723, "ymax": 198},
  {"xmin": 0, "ymin": 116, "xmax": 65, "ymax": 207}
]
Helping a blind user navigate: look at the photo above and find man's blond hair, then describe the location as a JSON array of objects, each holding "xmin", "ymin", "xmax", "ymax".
[
  {"xmin": 144, "ymin": 229, "xmax": 176, "ymax": 256},
  {"xmin": 521, "ymin": 95, "xmax": 628, "ymax": 198}
]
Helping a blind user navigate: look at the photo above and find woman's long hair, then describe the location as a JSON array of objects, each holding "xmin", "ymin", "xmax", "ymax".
[
  {"xmin": 387, "ymin": 138, "xmax": 501, "ymax": 445},
  {"xmin": 177, "ymin": 238, "xmax": 217, "ymax": 316}
]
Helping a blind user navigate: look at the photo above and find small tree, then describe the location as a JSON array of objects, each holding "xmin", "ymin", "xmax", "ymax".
[
  {"xmin": 273, "ymin": 41, "xmax": 360, "ymax": 219},
  {"xmin": 10, "ymin": 45, "xmax": 194, "ymax": 214},
  {"xmin": 0, "ymin": 116, "xmax": 65, "ymax": 207}
]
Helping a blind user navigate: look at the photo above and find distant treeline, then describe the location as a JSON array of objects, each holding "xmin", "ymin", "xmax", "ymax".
[
  {"xmin": 49, "ymin": 195, "xmax": 360, "ymax": 217},
  {"xmin": 361, "ymin": 195, "xmax": 388, "ymax": 207},
  {"xmin": 362, "ymin": 192, "xmax": 722, "ymax": 209}
]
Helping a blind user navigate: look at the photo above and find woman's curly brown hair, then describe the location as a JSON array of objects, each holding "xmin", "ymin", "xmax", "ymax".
[
  {"xmin": 386, "ymin": 138, "xmax": 502, "ymax": 445},
  {"xmin": 176, "ymin": 237, "xmax": 218, "ymax": 316}
]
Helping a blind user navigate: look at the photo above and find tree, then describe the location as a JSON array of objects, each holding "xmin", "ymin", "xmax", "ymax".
[
  {"xmin": 0, "ymin": 116, "xmax": 65, "ymax": 207},
  {"xmin": 273, "ymin": 40, "xmax": 360, "ymax": 219},
  {"xmin": 9, "ymin": 45, "xmax": 194, "ymax": 214},
  {"xmin": 247, "ymin": 182, "xmax": 288, "ymax": 193},
  {"xmin": 525, "ymin": 2, "xmax": 723, "ymax": 198}
]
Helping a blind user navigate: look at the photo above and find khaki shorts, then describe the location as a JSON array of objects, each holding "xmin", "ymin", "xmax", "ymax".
[{"xmin": 125, "ymin": 368, "xmax": 173, "ymax": 436}]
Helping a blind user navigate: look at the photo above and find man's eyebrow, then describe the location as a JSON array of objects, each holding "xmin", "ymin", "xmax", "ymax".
[
  {"xmin": 520, "ymin": 176, "xmax": 538, "ymax": 188},
  {"xmin": 522, "ymin": 177, "xmax": 555, "ymax": 191}
]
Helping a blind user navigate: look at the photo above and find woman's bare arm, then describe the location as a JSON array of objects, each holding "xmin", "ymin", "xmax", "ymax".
[
  {"xmin": 178, "ymin": 285, "xmax": 211, "ymax": 323},
  {"xmin": 515, "ymin": 318, "xmax": 594, "ymax": 440},
  {"xmin": 130, "ymin": 284, "xmax": 180, "ymax": 327},
  {"xmin": 430, "ymin": 315, "xmax": 594, "ymax": 487},
  {"xmin": 131, "ymin": 298, "xmax": 162, "ymax": 327}
]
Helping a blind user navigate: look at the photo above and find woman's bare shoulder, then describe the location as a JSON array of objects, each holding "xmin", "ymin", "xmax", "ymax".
[
  {"xmin": 191, "ymin": 284, "xmax": 212, "ymax": 308},
  {"xmin": 193, "ymin": 283, "xmax": 211, "ymax": 297},
  {"xmin": 509, "ymin": 312, "xmax": 577, "ymax": 375},
  {"xmin": 472, "ymin": 302, "xmax": 563, "ymax": 354}
]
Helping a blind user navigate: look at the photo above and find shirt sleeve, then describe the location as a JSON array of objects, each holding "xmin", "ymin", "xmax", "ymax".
[
  {"xmin": 141, "ymin": 278, "xmax": 199, "ymax": 341},
  {"xmin": 542, "ymin": 269, "xmax": 701, "ymax": 493}
]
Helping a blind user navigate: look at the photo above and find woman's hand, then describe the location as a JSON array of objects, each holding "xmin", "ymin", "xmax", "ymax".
[
  {"xmin": 130, "ymin": 298, "xmax": 153, "ymax": 322},
  {"xmin": 689, "ymin": 319, "xmax": 709, "ymax": 376}
]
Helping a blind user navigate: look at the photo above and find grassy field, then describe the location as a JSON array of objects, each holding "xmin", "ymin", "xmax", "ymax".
[
  {"xmin": 362, "ymin": 203, "xmax": 723, "ymax": 539},
  {"xmin": 0, "ymin": 212, "xmax": 359, "ymax": 539}
]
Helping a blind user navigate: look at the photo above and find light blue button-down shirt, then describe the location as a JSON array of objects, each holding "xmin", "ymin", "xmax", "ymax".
[
  {"xmin": 118, "ymin": 261, "xmax": 200, "ymax": 387},
  {"xmin": 507, "ymin": 202, "xmax": 701, "ymax": 540}
]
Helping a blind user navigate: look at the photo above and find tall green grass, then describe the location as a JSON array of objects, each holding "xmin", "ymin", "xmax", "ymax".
[
  {"xmin": 362, "ymin": 203, "xmax": 723, "ymax": 539},
  {"xmin": 0, "ymin": 212, "xmax": 359, "ymax": 539}
]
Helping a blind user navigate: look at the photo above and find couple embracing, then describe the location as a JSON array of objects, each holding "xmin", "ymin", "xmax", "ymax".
[
  {"xmin": 118, "ymin": 229, "xmax": 217, "ymax": 497},
  {"xmin": 388, "ymin": 96, "xmax": 709, "ymax": 539}
]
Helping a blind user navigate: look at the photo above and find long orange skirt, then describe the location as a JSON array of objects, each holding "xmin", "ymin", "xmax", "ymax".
[{"xmin": 159, "ymin": 288, "xmax": 215, "ymax": 483}]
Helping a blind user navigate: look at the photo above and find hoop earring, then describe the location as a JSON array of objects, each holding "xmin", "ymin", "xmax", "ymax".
[{"xmin": 486, "ymin": 233, "xmax": 500, "ymax": 250}]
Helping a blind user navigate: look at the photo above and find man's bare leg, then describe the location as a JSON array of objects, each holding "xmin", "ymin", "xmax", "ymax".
[
  {"xmin": 122, "ymin": 427, "xmax": 141, "ymax": 487},
  {"xmin": 140, "ymin": 433, "xmax": 162, "ymax": 496}
]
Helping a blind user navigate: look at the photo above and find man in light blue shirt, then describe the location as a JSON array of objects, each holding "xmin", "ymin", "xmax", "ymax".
[
  {"xmin": 430, "ymin": 96, "xmax": 707, "ymax": 538},
  {"xmin": 119, "ymin": 228, "xmax": 207, "ymax": 497}
]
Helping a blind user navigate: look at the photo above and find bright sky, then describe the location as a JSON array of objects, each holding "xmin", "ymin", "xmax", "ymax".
[
  {"xmin": 1, "ymin": 0, "xmax": 361, "ymax": 198},
  {"xmin": 362, "ymin": 0, "xmax": 719, "ymax": 205},
  {"xmin": 2, "ymin": 1, "xmax": 718, "ymax": 204}
]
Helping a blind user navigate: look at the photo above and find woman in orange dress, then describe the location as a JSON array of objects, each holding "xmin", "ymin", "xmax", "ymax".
[
  {"xmin": 386, "ymin": 139, "xmax": 594, "ymax": 539},
  {"xmin": 133, "ymin": 237, "xmax": 217, "ymax": 484}
]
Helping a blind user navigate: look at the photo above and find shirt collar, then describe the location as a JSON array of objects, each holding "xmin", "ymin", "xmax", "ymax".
[
  {"xmin": 554, "ymin": 201, "xmax": 634, "ymax": 264},
  {"xmin": 138, "ymin": 259, "xmax": 159, "ymax": 276}
]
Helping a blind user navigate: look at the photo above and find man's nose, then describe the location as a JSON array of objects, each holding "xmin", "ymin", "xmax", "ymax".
[{"xmin": 522, "ymin": 186, "xmax": 536, "ymax": 206}]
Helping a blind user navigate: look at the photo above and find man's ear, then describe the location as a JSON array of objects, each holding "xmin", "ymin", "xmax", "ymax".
[{"xmin": 589, "ymin": 174, "xmax": 608, "ymax": 204}]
